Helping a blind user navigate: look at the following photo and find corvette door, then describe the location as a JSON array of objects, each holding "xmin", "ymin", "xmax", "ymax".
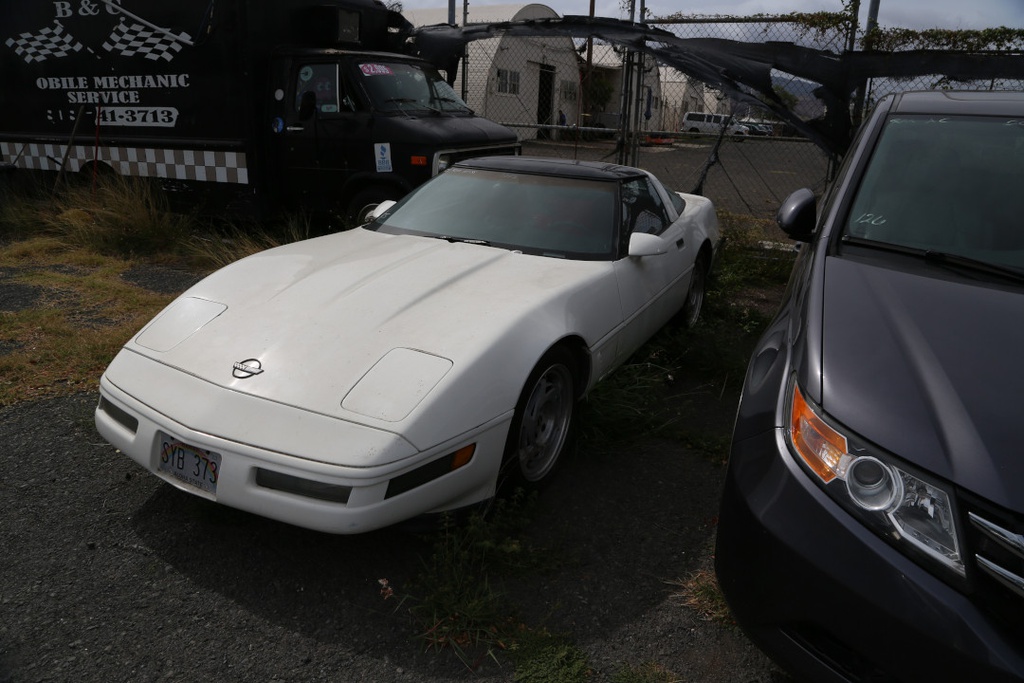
[{"xmin": 612, "ymin": 176, "xmax": 693, "ymax": 363}]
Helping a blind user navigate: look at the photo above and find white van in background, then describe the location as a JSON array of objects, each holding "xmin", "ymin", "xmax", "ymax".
[{"xmin": 680, "ymin": 112, "xmax": 749, "ymax": 136}]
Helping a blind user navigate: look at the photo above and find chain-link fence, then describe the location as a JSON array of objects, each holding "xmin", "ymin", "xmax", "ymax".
[{"xmin": 433, "ymin": 6, "xmax": 1023, "ymax": 218}]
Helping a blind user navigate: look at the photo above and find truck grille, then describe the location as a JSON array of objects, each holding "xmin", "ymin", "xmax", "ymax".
[{"xmin": 963, "ymin": 500, "xmax": 1024, "ymax": 638}]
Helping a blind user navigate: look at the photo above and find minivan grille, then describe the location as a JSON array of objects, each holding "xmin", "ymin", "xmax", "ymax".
[{"xmin": 963, "ymin": 500, "xmax": 1024, "ymax": 636}]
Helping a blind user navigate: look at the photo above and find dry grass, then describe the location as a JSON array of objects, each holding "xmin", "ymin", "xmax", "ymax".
[
  {"xmin": 1, "ymin": 175, "xmax": 190, "ymax": 257},
  {"xmin": 0, "ymin": 179, "xmax": 319, "ymax": 407},
  {"xmin": 183, "ymin": 214, "xmax": 313, "ymax": 270},
  {"xmin": 0, "ymin": 238, "xmax": 175, "ymax": 406},
  {"xmin": 668, "ymin": 568, "xmax": 734, "ymax": 625}
]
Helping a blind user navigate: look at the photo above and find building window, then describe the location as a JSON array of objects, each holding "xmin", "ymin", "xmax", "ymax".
[
  {"xmin": 497, "ymin": 68, "xmax": 520, "ymax": 95},
  {"xmin": 560, "ymin": 80, "xmax": 577, "ymax": 102}
]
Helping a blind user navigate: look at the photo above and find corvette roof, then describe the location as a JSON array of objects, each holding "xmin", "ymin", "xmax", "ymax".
[{"xmin": 455, "ymin": 155, "xmax": 646, "ymax": 180}]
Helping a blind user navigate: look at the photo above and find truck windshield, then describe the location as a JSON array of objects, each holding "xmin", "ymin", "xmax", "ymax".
[
  {"xmin": 844, "ymin": 114, "xmax": 1024, "ymax": 274},
  {"xmin": 356, "ymin": 61, "xmax": 471, "ymax": 114}
]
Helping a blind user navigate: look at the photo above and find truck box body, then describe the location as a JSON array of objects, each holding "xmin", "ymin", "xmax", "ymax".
[{"xmin": 1, "ymin": 0, "xmax": 518, "ymax": 219}]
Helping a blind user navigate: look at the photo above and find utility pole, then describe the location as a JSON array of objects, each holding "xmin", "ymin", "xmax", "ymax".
[
  {"xmin": 852, "ymin": 0, "xmax": 881, "ymax": 124},
  {"xmin": 616, "ymin": 0, "xmax": 636, "ymax": 165}
]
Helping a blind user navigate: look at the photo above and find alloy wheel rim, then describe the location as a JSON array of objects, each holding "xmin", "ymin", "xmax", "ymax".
[{"xmin": 518, "ymin": 363, "xmax": 573, "ymax": 481}]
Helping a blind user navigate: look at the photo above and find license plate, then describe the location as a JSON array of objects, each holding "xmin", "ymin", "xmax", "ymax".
[{"xmin": 158, "ymin": 436, "xmax": 221, "ymax": 495}]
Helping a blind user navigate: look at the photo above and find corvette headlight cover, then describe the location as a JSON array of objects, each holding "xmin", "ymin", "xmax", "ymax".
[
  {"xmin": 787, "ymin": 378, "xmax": 964, "ymax": 578},
  {"xmin": 135, "ymin": 297, "xmax": 227, "ymax": 352}
]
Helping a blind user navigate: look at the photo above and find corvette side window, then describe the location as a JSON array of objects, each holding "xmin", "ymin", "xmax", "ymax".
[{"xmin": 622, "ymin": 177, "xmax": 669, "ymax": 235}]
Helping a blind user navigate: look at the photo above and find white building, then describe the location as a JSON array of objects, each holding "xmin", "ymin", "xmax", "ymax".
[
  {"xmin": 404, "ymin": 4, "xmax": 581, "ymax": 140},
  {"xmin": 583, "ymin": 43, "xmax": 666, "ymax": 133}
]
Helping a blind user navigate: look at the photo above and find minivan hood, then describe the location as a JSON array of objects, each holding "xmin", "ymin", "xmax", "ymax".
[{"xmin": 819, "ymin": 255, "xmax": 1024, "ymax": 512}]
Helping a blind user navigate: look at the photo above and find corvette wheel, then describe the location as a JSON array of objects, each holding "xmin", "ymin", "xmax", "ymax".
[
  {"xmin": 503, "ymin": 348, "xmax": 576, "ymax": 487},
  {"xmin": 681, "ymin": 256, "xmax": 708, "ymax": 329}
]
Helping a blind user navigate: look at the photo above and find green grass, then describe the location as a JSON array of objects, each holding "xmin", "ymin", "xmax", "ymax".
[{"xmin": 379, "ymin": 491, "xmax": 542, "ymax": 669}]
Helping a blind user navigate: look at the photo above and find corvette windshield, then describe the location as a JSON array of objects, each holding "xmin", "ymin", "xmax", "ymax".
[
  {"xmin": 371, "ymin": 167, "xmax": 618, "ymax": 260},
  {"xmin": 356, "ymin": 61, "xmax": 471, "ymax": 113},
  {"xmin": 844, "ymin": 114, "xmax": 1024, "ymax": 274}
]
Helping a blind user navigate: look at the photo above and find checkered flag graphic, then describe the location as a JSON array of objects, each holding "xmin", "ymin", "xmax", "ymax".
[
  {"xmin": 5, "ymin": 22, "xmax": 84, "ymax": 63},
  {"xmin": 102, "ymin": 19, "xmax": 190, "ymax": 62}
]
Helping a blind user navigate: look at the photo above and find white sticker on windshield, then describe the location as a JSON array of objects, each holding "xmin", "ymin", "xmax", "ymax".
[
  {"xmin": 360, "ymin": 64, "xmax": 393, "ymax": 76},
  {"xmin": 375, "ymin": 143, "xmax": 393, "ymax": 173}
]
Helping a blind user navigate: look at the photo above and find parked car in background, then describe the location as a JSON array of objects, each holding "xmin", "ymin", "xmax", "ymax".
[
  {"xmin": 739, "ymin": 120, "xmax": 774, "ymax": 136},
  {"xmin": 680, "ymin": 111, "xmax": 749, "ymax": 136},
  {"xmin": 716, "ymin": 90, "xmax": 1024, "ymax": 682},
  {"xmin": 96, "ymin": 156, "xmax": 720, "ymax": 534}
]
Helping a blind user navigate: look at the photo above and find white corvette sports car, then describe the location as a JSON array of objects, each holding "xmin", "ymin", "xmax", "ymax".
[{"xmin": 95, "ymin": 156, "xmax": 720, "ymax": 534}]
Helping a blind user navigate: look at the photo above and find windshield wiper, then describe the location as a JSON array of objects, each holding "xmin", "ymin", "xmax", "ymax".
[
  {"xmin": 922, "ymin": 249, "xmax": 1024, "ymax": 283},
  {"xmin": 383, "ymin": 97, "xmax": 440, "ymax": 114},
  {"xmin": 432, "ymin": 96, "xmax": 472, "ymax": 113},
  {"xmin": 433, "ymin": 235, "xmax": 491, "ymax": 246},
  {"xmin": 842, "ymin": 235, "xmax": 1024, "ymax": 283}
]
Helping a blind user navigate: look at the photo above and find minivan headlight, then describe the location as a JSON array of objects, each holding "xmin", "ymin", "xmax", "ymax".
[{"xmin": 787, "ymin": 378, "xmax": 964, "ymax": 579}]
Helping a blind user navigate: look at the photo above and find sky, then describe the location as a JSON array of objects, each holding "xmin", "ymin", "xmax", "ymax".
[{"xmin": 398, "ymin": 0, "xmax": 1024, "ymax": 32}]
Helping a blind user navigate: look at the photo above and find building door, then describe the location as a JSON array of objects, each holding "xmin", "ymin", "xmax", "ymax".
[{"xmin": 536, "ymin": 65, "xmax": 555, "ymax": 140}]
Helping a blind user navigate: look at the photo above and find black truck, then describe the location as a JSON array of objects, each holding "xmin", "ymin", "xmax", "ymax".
[{"xmin": 1, "ymin": 0, "xmax": 518, "ymax": 221}]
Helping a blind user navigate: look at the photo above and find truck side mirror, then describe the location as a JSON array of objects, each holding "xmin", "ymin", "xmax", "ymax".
[
  {"xmin": 777, "ymin": 188, "xmax": 816, "ymax": 242},
  {"xmin": 298, "ymin": 91, "xmax": 317, "ymax": 121}
]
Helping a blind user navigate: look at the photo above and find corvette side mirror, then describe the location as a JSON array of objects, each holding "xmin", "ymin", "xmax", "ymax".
[
  {"xmin": 367, "ymin": 200, "xmax": 397, "ymax": 221},
  {"xmin": 627, "ymin": 232, "xmax": 669, "ymax": 257}
]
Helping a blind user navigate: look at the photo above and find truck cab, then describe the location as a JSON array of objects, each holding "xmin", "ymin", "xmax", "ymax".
[
  {"xmin": 270, "ymin": 48, "xmax": 517, "ymax": 223},
  {"xmin": 0, "ymin": 0, "xmax": 518, "ymax": 224}
]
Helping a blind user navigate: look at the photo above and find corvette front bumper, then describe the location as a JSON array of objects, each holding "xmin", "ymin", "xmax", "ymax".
[{"xmin": 95, "ymin": 354, "xmax": 510, "ymax": 535}]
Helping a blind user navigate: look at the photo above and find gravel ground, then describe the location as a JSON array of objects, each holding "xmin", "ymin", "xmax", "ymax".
[{"xmin": 0, "ymin": 265, "xmax": 790, "ymax": 683}]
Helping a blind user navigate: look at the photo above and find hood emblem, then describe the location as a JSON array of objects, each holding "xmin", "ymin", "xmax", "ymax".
[{"xmin": 232, "ymin": 358, "xmax": 264, "ymax": 379}]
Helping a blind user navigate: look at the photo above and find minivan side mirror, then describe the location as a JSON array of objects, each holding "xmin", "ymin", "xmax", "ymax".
[{"xmin": 777, "ymin": 188, "xmax": 817, "ymax": 242}]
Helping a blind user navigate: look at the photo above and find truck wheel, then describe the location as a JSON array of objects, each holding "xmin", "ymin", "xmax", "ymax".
[{"xmin": 347, "ymin": 188, "xmax": 398, "ymax": 225}]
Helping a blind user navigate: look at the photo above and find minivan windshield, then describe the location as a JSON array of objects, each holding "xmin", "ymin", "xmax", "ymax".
[
  {"xmin": 355, "ymin": 60, "xmax": 471, "ymax": 113},
  {"xmin": 844, "ymin": 114, "xmax": 1024, "ymax": 274}
]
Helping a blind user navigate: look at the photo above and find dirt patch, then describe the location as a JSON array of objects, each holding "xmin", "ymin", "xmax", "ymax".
[
  {"xmin": 120, "ymin": 264, "xmax": 204, "ymax": 294},
  {"xmin": 0, "ymin": 281, "xmax": 43, "ymax": 312}
]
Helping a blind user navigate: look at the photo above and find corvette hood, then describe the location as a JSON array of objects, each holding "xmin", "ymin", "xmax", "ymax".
[
  {"xmin": 122, "ymin": 228, "xmax": 615, "ymax": 446},
  {"xmin": 819, "ymin": 255, "xmax": 1024, "ymax": 511}
]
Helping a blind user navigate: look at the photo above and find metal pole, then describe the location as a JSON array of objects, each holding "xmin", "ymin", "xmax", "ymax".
[
  {"xmin": 460, "ymin": 0, "xmax": 468, "ymax": 101},
  {"xmin": 630, "ymin": 0, "xmax": 646, "ymax": 166},
  {"xmin": 616, "ymin": 0, "xmax": 636, "ymax": 165},
  {"xmin": 852, "ymin": 0, "xmax": 881, "ymax": 124}
]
